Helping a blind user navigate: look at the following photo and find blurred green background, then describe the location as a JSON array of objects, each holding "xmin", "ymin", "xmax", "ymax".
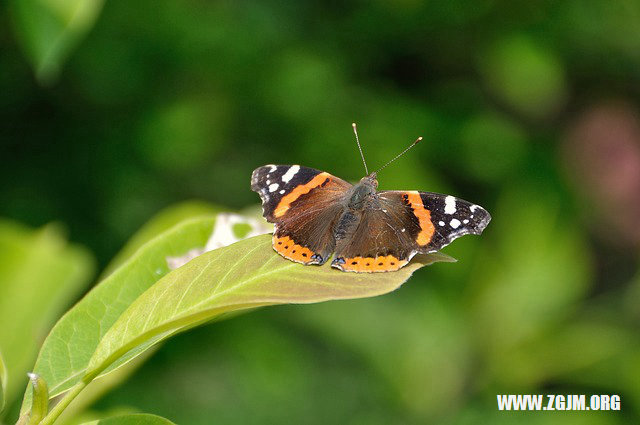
[{"xmin": 2, "ymin": 0, "xmax": 640, "ymax": 424}]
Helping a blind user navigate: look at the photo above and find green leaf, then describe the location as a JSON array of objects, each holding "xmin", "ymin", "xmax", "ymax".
[
  {"xmin": 0, "ymin": 350, "xmax": 6, "ymax": 414},
  {"xmin": 20, "ymin": 217, "xmax": 216, "ymax": 415},
  {"xmin": 81, "ymin": 413, "xmax": 175, "ymax": 425},
  {"xmin": 24, "ymin": 373, "xmax": 49, "ymax": 425},
  {"xmin": 85, "ymin": 234, "xmax": 454, "ymax": 381},
  {"xmin": 0, "ymin": 220, "xmax": 93, "ymax": 411},
  {"xmin": 9, "ymin": 0, "xmax": 105, "ymax": 84},
  {"xmin": 102, "ymin": 201, "xmax": 220, "ymax": 277},
  {"xmin": 50, "ymin": 348, "xmax": 159, "ymax": 425},
  {"xmin": 60, "ymin": 205, "xmax": 269, "ymax": 422}
]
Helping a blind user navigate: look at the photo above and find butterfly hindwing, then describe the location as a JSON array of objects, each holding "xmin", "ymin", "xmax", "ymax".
[
  {"xmin": 331, "ymin": 202, "xmax": 416, "ymax": 272},
  {"xmin": 251, "ymin": 165, "xmax": 352, "ymax": 265}
]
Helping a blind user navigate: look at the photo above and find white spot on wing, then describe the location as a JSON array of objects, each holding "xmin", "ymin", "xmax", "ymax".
[
  {"xmin": 444, "ymin": 196, "xmax": 456, "ymax": 214},
  {"xmin": 279, "ymin": 189, "xmax": 285, "ymax": 194},
  {"xmin": 463, "ymin": 219, "xmax": 469, "ymax": 224},
  {"xmin": 267, "ymin": 164, "xmax": 277, "ymax": 173},
  {"xmin": 401, "ymin": 228, "xmax": 406, "ymax": 232},
  {"xmin": 266, "ymin": 179, "xmax": 270, "ymax": 184},
  {"xmin": 439, "ymin": 221, "xmax": 445, "ymax": 226},
  {"xmin": 268, "ymin": 183, "xmax": 279, "ymax": 192},
  {"xmin": 281, "ymin": 165, "xmax": 300, "ymax": 183},
  {"xmin": 470, "ymin": 204, "xmax": 479, "ymax": 212},
  {"xmin": 450, "ymin": 218, "xmax": 461, "ymax": 228}
]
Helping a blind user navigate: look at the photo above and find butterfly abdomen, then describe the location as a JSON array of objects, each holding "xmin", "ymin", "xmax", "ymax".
[{"xmin": 334, "ymin": 210, "xmax": 359, "ymax": 241}]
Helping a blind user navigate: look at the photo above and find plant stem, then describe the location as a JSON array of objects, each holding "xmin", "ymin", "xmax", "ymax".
[{"xmin": 38, "ymin": 381, "xmax": 86, "ymax": 425}]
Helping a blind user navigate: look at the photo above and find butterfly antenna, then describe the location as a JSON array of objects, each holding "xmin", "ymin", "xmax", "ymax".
[
  {"xmin": 352, "ymin": 122, "xmax": 369, "ymax": 175},
  {"xmin": 374, "ymin": 136, "xmax": 423, "ymax": 174}
]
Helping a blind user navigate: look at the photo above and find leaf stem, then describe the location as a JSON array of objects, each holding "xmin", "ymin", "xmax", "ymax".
[{"xmin": 38, "ymin": 381, "xmax": 86, "ymax": 425}]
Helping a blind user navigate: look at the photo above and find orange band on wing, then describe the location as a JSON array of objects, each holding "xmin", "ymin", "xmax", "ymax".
[
  {"xmin": 338, "ymin": 255, "xmax": 408, "ymax": 272},
  {"xmin": 406, "ymin": 191, "xmax": 435, "ymax": 246},
  {"xmin": 273, "ymin": 235, "xmax": 316, "ymax": 263},
  {"xmin": 274, "ymin": 172, "xmax": 331, "ymax": 218}
]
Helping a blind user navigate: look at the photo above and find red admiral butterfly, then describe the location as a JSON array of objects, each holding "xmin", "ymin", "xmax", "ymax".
[{"xmin": 251, "ymin": 124, "xmax": 491, "ymax": 272}]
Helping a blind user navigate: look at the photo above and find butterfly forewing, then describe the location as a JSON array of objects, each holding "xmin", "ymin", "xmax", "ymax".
[{"xmin": 251, "ymin": 165, "xmax": 352, "ymax": 264}]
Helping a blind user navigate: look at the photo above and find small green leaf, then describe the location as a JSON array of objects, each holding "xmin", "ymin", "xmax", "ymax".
[
  {"xmin": 20, "ymin": 217, "xmax": 216, "ymax": 415},
  {"xmin": 9, "ymin": 0, "xmax": 105, "ymax": 84},
  {"xmin": 81, "ymin": 413, "xmax": 175, "ymax": 425},
  {"xmin": 25, "ymin": 373, "xmax": 49, "ymax": 425},
  {"xmin": 85, "ymin": 234, "xmax": 454, "ymax": 381},
  {"xmin": 0, "ymin": 350, "xmax": 6, "ymax": 413}
]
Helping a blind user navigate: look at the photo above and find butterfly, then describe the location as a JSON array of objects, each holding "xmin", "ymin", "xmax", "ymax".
[{"xmin": 251, "ymin": 124, "xmax": 491, "ymax": 272}]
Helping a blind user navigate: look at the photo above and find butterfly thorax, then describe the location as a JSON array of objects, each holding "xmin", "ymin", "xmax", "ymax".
[
  {"xmin": 335, "ymin": 174, "xmax": 379, "ymax": 242},
  {"xmin": 347, "ymin": 174, "xmax": 378, "ymax": 209}
]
